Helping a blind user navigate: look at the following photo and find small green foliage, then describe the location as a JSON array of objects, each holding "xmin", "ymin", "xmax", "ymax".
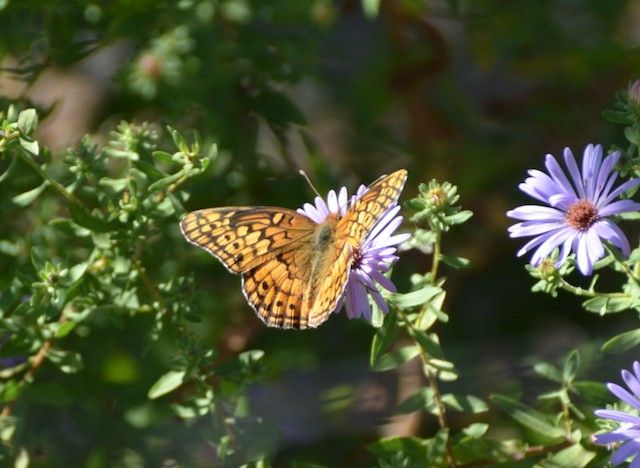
[
  {"xmin": 491, "ymin": 394, "xmax": 566, "ymax": 440},
  {"xmin": 368, "ymin": 179, "xmax": 476, "ymax": 465},
  {"xmin": 526, "ymin": 250, "xmax": 574, "ymax": 297},
  {"xmin": 0, "ymin": 105, "xmax": 270, "ymax": 465},
  {"xmin": 406, "ymin": 180, "xmax": 472, "ymax": 233},
  {"xmin": 0, "ymin": 4, "xmax": 636, "ymax": 464},
  {"xmin": 602, "ymin": 328, "xmax": 640, "ymax": 354}
]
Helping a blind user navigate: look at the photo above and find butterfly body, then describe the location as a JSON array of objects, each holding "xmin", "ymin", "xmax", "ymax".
[{"xmin": 180, "ymin": 169, "xmax": 407, "ymax": 329}]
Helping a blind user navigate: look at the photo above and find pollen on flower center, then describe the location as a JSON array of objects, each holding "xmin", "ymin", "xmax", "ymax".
[
  {"xmin": 426, "ymin": 187, "xmax": 447, "ymax": 208},
  {"xmin": 352, "ymin": 247, "xmax": 362, "ymax": 266},
  {"xmin": 565, "ymin": 199, "xmax": 598, "ymax": 230}
]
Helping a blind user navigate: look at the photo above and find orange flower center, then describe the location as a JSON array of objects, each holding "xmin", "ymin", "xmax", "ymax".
[{"xmin": 565, "ymin": 199, "xmax": 598, "ymax": 230}]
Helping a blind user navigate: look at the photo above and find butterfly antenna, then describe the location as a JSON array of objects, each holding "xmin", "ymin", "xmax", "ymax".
[{"xmin": 298, "ymin": 170, "xmax": 323, "ymax": 198}]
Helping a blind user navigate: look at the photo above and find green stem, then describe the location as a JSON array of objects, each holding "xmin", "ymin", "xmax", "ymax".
[
  {"xmin": 558, "ymin": 279, "xmax": 629, "ymax": 299},
  {"xmin": 560, "ymin": 389, "xmax": 574, "ymax": 443},
  {"xmin": 1, "ymin": 313, "xmax": 67, "ymax": 418},
  {"xmin": 16, "ymin": 148, "xmax": 87, "ymax": 210},
  {"xmin": 396, "ymin": 308, "xmax": 456, "ymax": 466},
  {"xmin": 558, "ymin": 280, "xmax": 595, "ymax": 297},
  {"xmin": 430, "ymin": 230, "xmax": 441, "ymax": 283},
  {"xmin": 608, "ymin": 246, "xmax": 640, "ymax": 286}
]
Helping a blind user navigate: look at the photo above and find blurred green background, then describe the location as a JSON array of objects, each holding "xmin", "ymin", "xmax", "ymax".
[{"xmin": 1, "ymin": 0, "xmax": 640, "ymax": 465}]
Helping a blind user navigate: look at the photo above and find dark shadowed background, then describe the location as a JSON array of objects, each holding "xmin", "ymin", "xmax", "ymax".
[{"xmin": 1, "ymin": 0, "xmax": 639, "ymax": 465}]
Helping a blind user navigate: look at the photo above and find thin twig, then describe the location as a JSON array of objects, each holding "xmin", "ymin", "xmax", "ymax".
[
  {"xmin": 15, "ymin": 147, "xmax": 92, "ymax": 217},
  {"xmin": 1, "ymin": 315, "xmax": 67, "ymax": 418}
]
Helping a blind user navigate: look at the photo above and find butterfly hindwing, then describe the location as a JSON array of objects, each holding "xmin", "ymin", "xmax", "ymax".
[
  {"xmin": 241, "ymin": 248, "xmax": 310, "ymax": 328},
  {"xmin": 306, "ymin": 241, "xmax": 352, "ymax": 327},
  {"xmin": 241, "ymin": 230, "xmax": 351, "ymax": 329}
]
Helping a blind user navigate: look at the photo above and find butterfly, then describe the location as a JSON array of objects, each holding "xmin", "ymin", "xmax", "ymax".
[{"xmin": 180, "ymin": 169, "xmax": 407, "ymax": 329}]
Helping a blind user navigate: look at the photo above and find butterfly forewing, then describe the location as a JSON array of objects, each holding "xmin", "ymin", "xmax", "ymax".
[
  {"xmin": 338, "ymin": 169, "xmax": 408, "ymax": 247},
  {"xmin": 180, "ymin": 207, "xmax": 316, "ymax": 273}
]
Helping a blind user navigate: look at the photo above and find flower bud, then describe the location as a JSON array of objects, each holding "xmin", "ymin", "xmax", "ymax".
[{"xmin": 629, "ymin": 79, "xmax": 640, "ymax": 105}]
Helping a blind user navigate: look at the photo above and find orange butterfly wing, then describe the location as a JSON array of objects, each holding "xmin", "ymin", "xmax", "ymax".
[
  {"xmin": 301, "ymin": 169, "xmax": 408, "ymax": 326},
  {"xmin": 180, "ymin": 207, "xmax": 316, "ymax": 273},
  {"xmin": 180, "ymin": 169, "xmax": 407, "ymax": 329},
  {"xmin": 337, "ymin": 169, "xmax": 408, "ymax": 246}
]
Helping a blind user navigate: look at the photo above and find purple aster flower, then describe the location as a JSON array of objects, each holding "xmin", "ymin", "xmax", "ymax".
[
  {"xmin": 507, "ymin": 144, "xmax": 640, "ymax": 275},
  {"xmin": 594, "ymin": 361, "xmax": 640, "ymax": 467},
  {"xmin": 297, "ymin": 184, "xmax": 410, "ymax": 322}
]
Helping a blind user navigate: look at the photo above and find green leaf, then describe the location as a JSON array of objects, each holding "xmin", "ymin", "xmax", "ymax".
[
  {"xmin": 152, "ymin": 150, "xmax": 174, "ymax": 164},
  {"xmin": 444, "ymin": 210, "xmax": 473, "ymax": 225},
  {"xmin": 625, "ymin": 127, "xmax": 640, "ymax": 146},
  {"xmin": 362, "ymin": 0, "xmax": 380, "ymax": 18},
  {"xmin": 367, "ymin": 436, "xmax": 428, "ymax": 464},
  {"xmin": 570, "ymin": 380, "xmax": 611, "ymax": 406},
  {"xmin": 30, "ymin": 246, "xmax": 46, "ymax": 271},
  {"xmin": 46, "ymin": 349, "xmax": 83, "ymax": 374},
  {"xmin": 98, "ymin": 177, "xmax": 130, "ymax": 193},
  {"xmin": 395, "ymin": 388, "xmax": 435, "ymax": 414},
  {"xmin": 583, "ymin": 295, "xmax": 634, "ymax": 314},
  {"xmin": 19, "ymin": 137, "xmax": 39, "ymax": 155},
  {"xmin": 148, "ymin": 370, "xmax": 186, "ymax": 399},
  {"xmin": 17, "ymin": 108, "xmax": 38, "ymax": 134},
  {"xmin": 49, "ymin": 218, "xmax": 91, "ymax": 237},
  {"xmin": 372, "ymin": 345, "xmax": 420, "ymax": 371},
  {"xmin": 54, "ymin": 321, "xmax": 76, "ymax": 338},
  {"xmin": 427, "ymin": 358, "xmax": 458, "ymax": 377},
  {"xmin": 440, "ymin": 254, "xmax": 470, "ymax": 269},
  {"xmin": 453, "ymin": 434, "xmax": 510, "ymax": 464},
  {"xmin": 11, "ymin": 181, "xmax": 48, "ymax": 206},
  {"xmin": 426, "ymin": 429, "xmax": 449, "ymax": 467},
  {"xmin": 0, "ymin": 380, "xmax": 22, "ymax": 404},
  {"xmin": 410, "ymin": 330, "xmax": 444, "ymax": 359},
  {"xmin": 167, "ymin": 126, "xmax": 186, "ymax": 152},
  {"xmin": 133, "ymin": 159, "xmax": 167, "ymax": 180},
  {"xmin": 462, "ymin": 423, "xmax": 489, "ymax": 438},
  {"xmin": 602, "ymin": 109, "xmax": 633, "ymax": 124},
  {"xmin": 490, "ymin": 394, "xmax": 565, "ymax": 440},
  {"xmin": 6, "ymin": 104, "xmax": 18, "ymax": 122},
  {"xmin": 0, "ymin": 155, "xmax": 18, "ymax": 185},
  {"xmin": 68, "ymin": 262, "xmax": 89, "ymax": 283},
  {"xmin": 147, "ymin": 170, "xmax": 186, "ymax": 193},
  {"xmin": 533, "ymin": 362, "xmax": 562, "ymax": 383},
  {"xmin": 562, "ymin": 350, "xmax": 580, "ymax": 383},
  {"xmin": 69, "ymin": 204, "xmax": 112, "ymax": 232},
  {"xmin": 539, "ymin": 443, "xmax": 595, "ymax": 468},
  {"xmin": 0, "ymin": 415, "xmax": 16, "ymax": 442},
  {"xmin": 238, "ymin": 349, "xmax": 264, "ymax": 367},
  {"xmin": 370, "ymin": 310, "xmax": 397, "ymax": 367},
  {"xmin": 602, "ymin": 328, "xmax": 640, "ymax": 354},
  {"xmin": 389, "ymin": 285, "xmax": 442, "ymax": 308},
  {"xmin": 15, "ymin": 448, "xmax": 29, "ymax": 468},
  {"xmin": 415, "ymin": 304, "xmax": 439, "ymax": 331},
  {"xmin": 441, "ymin": 394, "xmax": 488, "ymax": 413}
]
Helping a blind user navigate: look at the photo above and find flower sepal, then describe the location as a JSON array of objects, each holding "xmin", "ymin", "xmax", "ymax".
[
  {"xmin": 526, "ymin": 250, "xmax": 574, "ymax": 297},
  {"xmin": 407, "ymin": 180, "xmax": 472, "ymax": 232}
]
